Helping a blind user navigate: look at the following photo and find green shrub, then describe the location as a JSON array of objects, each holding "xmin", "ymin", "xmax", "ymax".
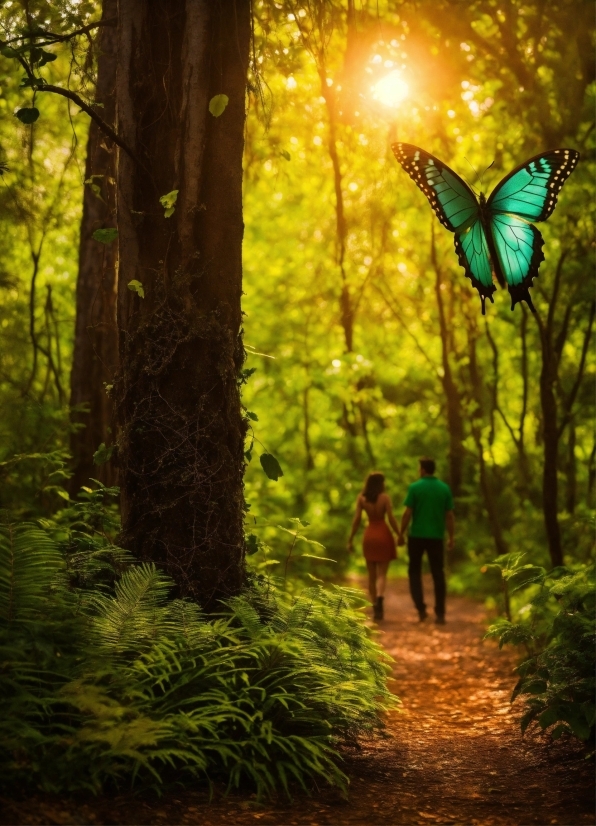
[
  {"xmin": 485, "ymin": 554, "xmax": 595, "ymax": 743},
  {"xmin": 0, "ymin": 493, "xmax": 395, "ymax": 797}
]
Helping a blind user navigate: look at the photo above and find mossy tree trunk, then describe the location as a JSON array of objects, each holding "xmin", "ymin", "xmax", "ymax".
[
  {"xmin": 114, "ymin": 0, "xmax": 250, "ymax": 607},
  {"xmin": 68, "ymin": 0, "xmax": 118, "ymax": 494}
]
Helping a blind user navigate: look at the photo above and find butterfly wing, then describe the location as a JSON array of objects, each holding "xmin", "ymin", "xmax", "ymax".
[
  {"xmin": 454, "ymin": 219, "xmax": 497, "ymax": 315},
  {"xmin": 487, "ymin": 149, "xmax": 579, "ymax": 309},
  {"xmin": 487, "ymin": 149, "xmax": 579, "ymax": 222},
  {"xmin": 489, "ymin": 214, "xmax": 544, "ymax": 311},
  {"xmin": 392, "ymin": 143, "xmax": 479, "ymax": 232}
]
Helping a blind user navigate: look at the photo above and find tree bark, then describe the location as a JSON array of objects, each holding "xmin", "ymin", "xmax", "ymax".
[
  {"xmin": 466, "ymin": 316, "xmax": 509, "ymax": 557},
  {"xmin": 432, "ymin": 231, "xmax": 464, "ymax": 496},
  {"xmin": 538, "ymin": 326, "xmax": 563, "ymax": 567},
  {"xmin": 114, "ymin": 0, "xmax": 250, "ymax": 608},
  {"xmin": 68, "ymin": 0, "xmax": 118, "ymax": 494}
]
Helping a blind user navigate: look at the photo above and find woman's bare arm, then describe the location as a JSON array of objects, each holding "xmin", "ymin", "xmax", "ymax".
[
  {"xmin": 384, "ymin": 494, "xmax": 400, "ymax": 535},
  {"xmin": 347, "ymin": 496, "xmax": 363, "ymax": 550},
  {"xmin": 398, "ymin": 506, "xmax": 412, "ymax": 546}
]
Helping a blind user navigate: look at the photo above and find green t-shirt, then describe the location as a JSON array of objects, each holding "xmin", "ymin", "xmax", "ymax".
[{"xmin": 404, "ymin": 476, "xmax": 454, "ymax": 539}]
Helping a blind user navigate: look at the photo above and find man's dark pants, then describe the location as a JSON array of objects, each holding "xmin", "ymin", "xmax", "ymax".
[{"xmin": 407, "ymin": 536, "xmax": 446, "ymax": 618}]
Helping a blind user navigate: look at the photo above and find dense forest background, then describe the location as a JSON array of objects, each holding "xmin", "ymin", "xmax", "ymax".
[
  {"xmin": 0, "ymin": 0, "xmax": 594, "ymax": 582},
  {"xmin": 0, "ymin": 0, "xmax": 594, "ymax": 805}
]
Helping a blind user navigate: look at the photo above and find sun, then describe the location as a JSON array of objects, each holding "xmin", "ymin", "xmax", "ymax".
[{"xmin": 371, "ymin": 70, "xmax": 409, "ymax": 108}]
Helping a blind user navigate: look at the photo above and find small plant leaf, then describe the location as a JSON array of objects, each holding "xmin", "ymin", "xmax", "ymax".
[
  {"xmin": 280, "ymin": 149, "xmax": 291, "ymax": 161},
  {"xmin": 15, "ymin": 107, "xmax": 40, "ymax": 124},
  {"xmin": 209, "ymin": 94, "xmax": 229, "ymax": 117},
  {"xmin": 93, "ymin": 443, "xmax": 114, "ymax": 465},
  {"xmin": 159, "ymin": 189, "xmax": 179, "ymax": 218},
  {"xmin": 38, "ymin": 50, "xmax": 57, "ymax": 67},
  {"xmin": 246, "ymin": 411, "xmax": 258, "ymax": 422},
  {"xmin": 92, "ymin": 228, "xmax": 118, "ymax": 244},
  {"xmin": 260, "ymin": 453, "xmax": 283, "ymax": 481},
  {"xmin": 245, "ymin": 534, "xmax": 261, "ymax": 555},
  {"xmin": 127, "ymin": 279, "xmax": 145, "ymax": 298}
]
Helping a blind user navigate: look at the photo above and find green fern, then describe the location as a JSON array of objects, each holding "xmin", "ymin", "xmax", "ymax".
[{"xmin": 0, "ymin": 506, "xmax": 396, "ymax": 797}]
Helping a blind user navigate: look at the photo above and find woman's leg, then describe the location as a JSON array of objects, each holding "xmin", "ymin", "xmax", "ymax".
[
  {"xmin": 376, "ymin": 561, "xmax": 390, "ymax": 597},
  {"xmin": 366, "ymin": 561, "xmax": 377, "ymax": 601}
]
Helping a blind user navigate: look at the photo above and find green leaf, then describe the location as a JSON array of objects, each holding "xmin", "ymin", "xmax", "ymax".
[
  {"xmin": 15, "ymin": 107, "xmax": 40, "ymax": 124},
  {"xmin": 239, "ymin": 367, "xmax": 257, "ymax": 384},
  {"xmin": 1, "ymin": 46, "xmax": 19, "ymax": 58},
  {"xmin": 127, "ymin": 280, "xmax": 145, "ymax": 298},
  {"xmin": 93, "ymin": 443, "xmax": 114, "ymax": 465},
  {"xmin": 20, "ymin": 75, "xmax": 44, "ymax": 89},
  {"xmin": 550, "ymin": 723, "xmax": 568, "ymax": 741},
  {"xmin": 260, "ymin": 453, "xmax": 283, "ymax": 481},
  {"xmin": 36, "ymin": 49, "xmax": 56, "ymax": 67},
  {"xmin": 298, "ymin": 553, "xmax": 336, "ymax": 563},
  {"xmin": 280, "ymin": 150, "xmax": 291, "ymax": 161},
  {"xmin": 245, "ymin": 534, "xmax": 260, "ymax": 555},
  {"xmin": 521, "ymin": 679, "xmax": 547, "ymax": 696},
  {"xmin": 92, "ymin": 228, "xmax": 118, "ymax": 244},
  {"xmin": 538, "ymin": 707, "xmax": 559, "ymax": 730},
  {"xmin": 159, "ymin": 189, "xmax": 179, "ymax": 218},
  {"xmin": 209, "ymin": 94, "xmax": 229, "ymax": 117},
  {"xmin": 246, "ymin": 411, "xmax": 258, "ymax": 421}
]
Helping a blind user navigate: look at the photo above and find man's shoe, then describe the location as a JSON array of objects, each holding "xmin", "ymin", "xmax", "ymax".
[
  {"xmin": 435, "ymin": 615, "xmax": 446, "ymax": 625},
  {"xmin": 418, "ymin": 609, "xmax": 428, "ymax": 622}
]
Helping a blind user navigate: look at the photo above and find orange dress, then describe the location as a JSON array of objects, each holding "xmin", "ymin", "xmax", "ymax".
[{"xmin": 361, "ymin": 497, "xmax": 397, "ymax": 562}]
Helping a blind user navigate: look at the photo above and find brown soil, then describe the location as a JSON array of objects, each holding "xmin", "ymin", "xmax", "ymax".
[{"xmin": 1, "ymin": 576, "xmax": 594, "ymax": 826}]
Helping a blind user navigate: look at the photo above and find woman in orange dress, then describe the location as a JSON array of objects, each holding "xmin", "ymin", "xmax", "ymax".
[{"xmin": 347, "ymin": 472, "xmax": 399, "ymax": 620}]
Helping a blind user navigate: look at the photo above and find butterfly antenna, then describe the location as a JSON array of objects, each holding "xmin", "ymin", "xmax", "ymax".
[
  {"xmin": 463, "ymin": 157, "xmax": 481, "ymax": 195},
  {"xmin": 479, "ymin": 160, "xmax": 495, "ymax": 190}
]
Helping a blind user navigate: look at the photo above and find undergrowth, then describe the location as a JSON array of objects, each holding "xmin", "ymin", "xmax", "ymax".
[
  {"xmin": 485, "ymin": 554, "xmax": 595, "ymax": 745},
  {"xmin": 0, "ymin": 484, "xmax": 395, "ymax": 797}
]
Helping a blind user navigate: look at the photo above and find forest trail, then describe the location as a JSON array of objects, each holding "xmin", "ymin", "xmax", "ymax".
[{"xmin": 3, "ymin": 577, "xmax": 594, "ymax": 826}]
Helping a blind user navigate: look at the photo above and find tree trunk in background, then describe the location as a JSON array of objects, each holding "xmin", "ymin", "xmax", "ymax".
[
  {"xmin": 538, "ymin": 326, "xmax": 563, "ymax": 567},
  {"xmin": 432, "ymin": 233, "xmax": 464, "ymax": 497},
  {"xmin": 466, "ymin": 319, "xmax": 509, "ymax": 557},
  {"xmin": 114, "ymin": 0, "xmax": 250, "ymax": 608},
  {"xmin": 565, "ymin": 421, "xmax": 576, "ymax": 515},
  {"xmin": 68, "ymin": 0, "xmax": 118, "ymax": 495}
]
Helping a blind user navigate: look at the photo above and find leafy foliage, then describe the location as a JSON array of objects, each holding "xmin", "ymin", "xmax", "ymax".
[
  {"xmin": 486, "ymin": 556, "xmax": 595, "ymax": 743},
  {"xmin": 0, "ymin": 492, "xmax": 395, "ymax": 796}
]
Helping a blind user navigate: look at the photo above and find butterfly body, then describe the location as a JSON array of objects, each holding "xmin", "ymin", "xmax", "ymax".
[{"xmin": 392, "ymin": 143, "xmax": 579, "ymax": 314}]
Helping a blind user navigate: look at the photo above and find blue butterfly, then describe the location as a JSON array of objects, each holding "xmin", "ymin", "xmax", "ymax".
[{"xmin": 392, "ymin": 143, "xmax": 579, "ymax": 314}]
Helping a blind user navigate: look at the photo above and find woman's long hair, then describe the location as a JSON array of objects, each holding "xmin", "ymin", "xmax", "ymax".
[{"xmin": 362, "ymin": 472, "xmax": 385, "ymax": 503}]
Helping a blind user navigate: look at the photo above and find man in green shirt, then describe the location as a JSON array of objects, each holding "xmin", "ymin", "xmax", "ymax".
[{"xmin": 398, "ymin": 457, "xmax": 455, "ymax": 624}]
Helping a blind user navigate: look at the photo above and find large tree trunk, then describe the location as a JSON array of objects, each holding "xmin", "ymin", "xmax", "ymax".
[
  {"xmin": 114, "ymin": 0, "xmax": 250, "ymax": 608},
  {"xmin": 68, "ymin": 0, "xmax": 118, "ymax": 495}
]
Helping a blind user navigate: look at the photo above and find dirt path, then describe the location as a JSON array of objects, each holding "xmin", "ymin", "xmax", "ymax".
[{"xmin": 2, "ymin": 577, "xmax": 594, "ymax": 826}]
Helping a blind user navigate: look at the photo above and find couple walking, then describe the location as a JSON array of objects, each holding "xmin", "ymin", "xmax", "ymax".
[{"xmin": 347, "ymin": 458, "xmax": 455, "ymax": 622}]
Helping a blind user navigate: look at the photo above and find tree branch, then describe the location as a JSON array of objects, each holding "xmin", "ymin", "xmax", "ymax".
[
  {"xmin": 3, "ymin": 19, "xmax": 116, "ymax": 47},
  {"xmin": 375, "ymin": 284, "xmax": 442, "ymax": 376},
  {"xmin": 37, "ymin": 84, "xmax": 143, "ymax": 168},
  {"xmin": 557, "ymin": 300, "xmax": 595, "ymax": 439}
]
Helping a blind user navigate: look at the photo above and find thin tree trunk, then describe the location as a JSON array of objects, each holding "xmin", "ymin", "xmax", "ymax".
[
  {"xmin": 466, "ymin": 318, "xmax": 509, "ymax": 557},
  {"xmin": 303, "ymin": 385, "xmax": 314, "ymax": 471},
  {"xmin": 565, "ymin": 421, "xmax": 576, "ymax": 515},
  {"xmin": 432, "ymin": 230, "xmax": 464, "ymax": 496},
  {"xmin": 538, "ymin": 333, "xmax": 563, "ymax": 566},
  {"xmin": 68, "ymin": 0, "xmax": 118, "ymax": 494},
  {"xmin": 114, "ymin": 0, "xmax": 250, "ymax": 608}
]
